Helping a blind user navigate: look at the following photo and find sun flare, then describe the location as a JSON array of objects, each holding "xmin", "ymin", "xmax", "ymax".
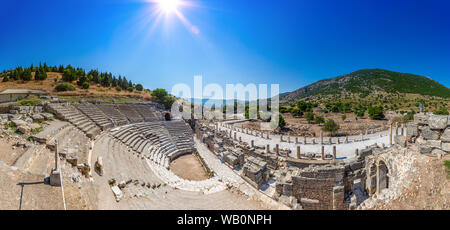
[{"xmin": 158, "ymin": 0, "xmax": 180, "ymax": 13}]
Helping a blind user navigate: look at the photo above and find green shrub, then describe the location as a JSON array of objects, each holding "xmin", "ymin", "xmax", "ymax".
[
  {"xmin": 314, "ymin": 116, "xmax": 325, "ymax": 124},
  {"xmin": 81, "ymin": 81, "xmax": 90, "ymax": 89},
  {"xmin": 322, "ymin": 119, "xmax": 340, "ymax": 136},
  {"xmin": 368, "ymin": 106, "xmax": 385, "ymax": 120},
  {"xmin": 434, "ymin": 108, "xmax": 449, "ymax": 115},
  {"xmin": 135, "ymin": 84, "xmax": 143, "ymax": 91},
  {"xmin": 127, "ymin": 86, "xmax": 134, "ymax": 92},
  {"xmin": 305, "ymin": 112, "xmax": 315, "ymax": 123},
  {"xmin": 115, "ymin": 86, "xmax": 122, "ymax": 91},
  {"xmin": 55, "ymin": 83, "xmax": 75, "ymax": 92}
]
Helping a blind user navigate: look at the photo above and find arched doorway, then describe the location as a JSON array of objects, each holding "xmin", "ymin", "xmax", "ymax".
[
  {"xmin": 377, "ymin": 160, "xmax": 389, "ymax": 194},
  {"xmin": 164, "ymin": 112, "xmax": 171, "ymax": 121}
]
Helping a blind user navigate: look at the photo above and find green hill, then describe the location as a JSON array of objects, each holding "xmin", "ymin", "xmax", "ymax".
[{"xmin": 281, "ymin": 69, "xmax": 450, "ymax": 103}]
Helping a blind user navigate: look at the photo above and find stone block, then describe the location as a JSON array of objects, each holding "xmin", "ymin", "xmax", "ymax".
[
  {"xmin": 394, "ymin": 135, "xmax": 406, "ymax": 147},
  {"xmin": 432, "ymin": 149, "xmax": 446, "ymax": 156},
  {"xmin": 442, "ymin": 128, "xmax": 450, "ymax": 142},
  {"xmin": 428, "ymin": 115, "xmax": 448, "ymax": 130},
  {"xmin": 17, "ymin": 125, "xmax": 31, "ymax": 134},
  {"xmin": 414, "ymin": 114, "xmax": 428, "ymax": 125},
  {"xmin": 49, "ymin": 169, "xmax": 61, "ymax": 187},
  {"xmin": 420, "ymin": 146, "xmax": 432, "ymax": 154},
  {"xmin": 421, "ymin": 126, "xmax": 440, "ymax": 140},
  {"xmin": 406, "ymin": 123, "xmax": 418, "ymax": 137},
  {"xmin": 31, "ymin": 114, "xmax": 44, "ymax": 122},
  {"xmin": 427, "ymin": 140, "xmax": 441, "ymax": 149},
  {"xmin": 442, "ymin": 142, "xmax": 450, "ymax": 152},
  {"xmin": 111, "ymin": 186, "xmax": 123, "ymax": 202}
]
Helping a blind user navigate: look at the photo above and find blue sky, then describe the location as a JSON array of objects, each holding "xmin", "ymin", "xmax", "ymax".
[{"xmin": 0, "ymin": 0, "xmax": 449, "ymax": 94}]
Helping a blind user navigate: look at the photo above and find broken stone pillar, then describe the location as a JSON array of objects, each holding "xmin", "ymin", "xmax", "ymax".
[
  {"xmin": 321, "ymin": 146, "xmax": 325, "ymax": 160},
  {"xmin": 239, "ymin": 136, "xmax": 242, "ymax": 143},
  {"xmin": 276, "ymin": 144, "xmax": 279, "ymax": 155},
  {"xmin": 360, "ymin": 131, "xmax": 364, "ymax": 142},
  {"xmin": 54, "ymin": 140, "xmax": 58, "ymax": 170},
  {"xmin": 333, "ymin": 146, "xmax": 336, "ymax": 160},
  {"xmin": 328, "ymin": 137, "xmax": 332, "ymax": 145},
  {"xmin": 312, "ymin": 139, "xmax": 316, "ymax": 144},
  {"xmin": 280, "ymin": 135, "xmax": 283, "ymax": 142},
  {"xmin": 400, "ymin": 124, "xmax": 404, "ymax": 136},
  {"xmin": 320, "ymin": 130, "xmax": 323, "ymax": 145},
  {"xmin": 304, "ymin": 137, "xmax": 307, "ymax": 144},
  {"xmin": 251, "ymin": 140, "xmax": 254, "ymax": 148},
  {"xmin": 234, "ymin": 132, "xmax": 237, "ymax": 141},
  {"xmin": 266, "ymin": 132, "xmax": 270, "ymax": 139},
  {"xmin": 355, "ymin": 148, "xmax": 359, "ymax": 156},
  {"xmin": 345, "ymin": 136, "xmax": 349, "ymax": 143},
  {"xmin": 337, "ymin": 138, "xmax": 341, "ymax": 144},
  {"xmin": 295, "ymin": 137, "xmax": 298, "ymax": 144},
  {"xmin": 297, "ymin": 146, "xmax": 301, "ymax": 159},
  {"xmin": 266, "ymin": 144, "xmax": 270, "ymax": 154},
  {"xmin": 395, "ymin": 124, "xmax": 399, "ymax": 136},
  {"xmin": 389, "ymin": 123, "xmax": 393, "ymax": 146}
]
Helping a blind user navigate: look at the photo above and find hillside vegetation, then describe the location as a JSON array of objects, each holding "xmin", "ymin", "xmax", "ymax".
[
  {"xmin": 281, "ymin": 69, "xmax": 450, "ymax": 103},
  {"xmin": 0, "ymin": 63, "xmax": 155, "ymax": 101}
]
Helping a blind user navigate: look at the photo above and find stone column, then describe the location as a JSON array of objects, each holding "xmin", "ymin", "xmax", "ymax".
[
  {"xmin": 360, "ymin": 131, "xmax": 364, "ymax": 142},
  {"xmin": 333, "ymin": 146, "xmax": 336, "ymax": 160},
  {"xmin": 234, "ymin": 132, "xmax": 237, "ymax": 141},
  {"xmin": 251, "ymin": 140, "xmax": 254, "ymax": 148},
  {"xmin": 355, "ymin": 148, "xmax": 359, "ymax": 157},
  {"xmin": 321, "ymin": 145, "xmax": 325, "ymax": 160},
  {"xmin": 345, "ymin": 136, "xmax": 349, "ymax": 143},
  {"xmin": 337, "ymin": 138, "xmax": 341, "ymax": 144},
  {"xmin": 288, "ymin": 136, "xmax": 291, "ymax": 143},
  {"xmin": 376, "ymin": 163, "xmax": 381, "ymax": 194},
  {"xmin": 55, "ymin": 140, "xmax": 58, "ymax": 170},
  {"xmin": 329, "ymin": 137, "xmax": 332, "ymax": 145},
  {"xmin": 297, "ymin": 146, "xmax": 301, "ymax": 159},
  {"xmin": 280, "ymin": 135, "xmax": 283, "ymax": 142},
  {"xmin": 266, "ymin": 144, "xmax": 270, "ymax": 154},
  {"xmin": 295, "ymin": 137, "xmax": 298, "ymax": 144},
  {"xmin": 320, "ymin": 130, "xmax": 323, "ymax": 145},
  {"xmin": 400, "ymin": 124, "xmax": 404, "ymax": 136},
  {"xmin": 395, "ymin": 124, "xmax": 399, "ymax": 136},
  {"xmin": 267, "ymin": 132, "xmax": 270, "ymax": 139},
  {"xmin": 239, "ymin": 136, "xmax": 242, "ymax": 143},
  {"xmin": 389, "ymin": 123, "xmax": 393, "ymax": 146},
  {"xmin": 312, "ymin": 139, "xmax": 316, "ymax": 144},
  {"xmin": 276, "ymin": 144, "xmax": 279, "ymax": 155},
  {"xmin": 304, "ymin": 137, "xmax": 307, "ymax": 145}
]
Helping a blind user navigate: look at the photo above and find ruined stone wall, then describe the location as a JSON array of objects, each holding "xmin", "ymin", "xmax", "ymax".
[
  {"xmin": 291, "ymin": 166, "xmax": 347, "ymax": 210},
  {"xmin": 407, "ymin": 114, "xmax": 450, "ymax": 155}
]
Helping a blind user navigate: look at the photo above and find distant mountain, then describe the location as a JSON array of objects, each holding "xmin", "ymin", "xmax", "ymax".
[{"xmin": 280, "ymin": 69, "xmax": 450, "ymax": 103}]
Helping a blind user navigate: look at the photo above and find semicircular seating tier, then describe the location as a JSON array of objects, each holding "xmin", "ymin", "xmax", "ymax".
[
  {"xmin": 109, "ymin": 121, "xmax": 195, "ymax": 169},
  {"xmin": 46, "ymin": 102, "xmax": 165, "ymax": 137}
]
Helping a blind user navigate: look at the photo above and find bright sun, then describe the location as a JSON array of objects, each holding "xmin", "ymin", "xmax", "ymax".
[{"xmin": 158, "ymin": 0, "xmax": 180, "ymax": 13}]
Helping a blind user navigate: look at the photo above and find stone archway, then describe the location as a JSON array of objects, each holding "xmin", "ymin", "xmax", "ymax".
[
  {"xmin": 376, "ymin": 160, "xmax": 389, "ymax": 194},
  {"xmin": 366, "ymin": 157, "xmax": 391, "ymax": 195},
  {"xmin": 164, "ymin": 112, "xmax": 171, "ymax": 121}
]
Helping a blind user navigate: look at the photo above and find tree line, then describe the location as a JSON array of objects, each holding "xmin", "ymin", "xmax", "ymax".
[{"xmin": 0, "ymin": 63, "xmax": 144, "ymax": 92}]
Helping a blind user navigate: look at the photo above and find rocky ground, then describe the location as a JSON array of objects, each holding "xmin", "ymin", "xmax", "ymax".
[{"xmin": 370, "ymin": 154, "xmax": 449, "ymax": 210}]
